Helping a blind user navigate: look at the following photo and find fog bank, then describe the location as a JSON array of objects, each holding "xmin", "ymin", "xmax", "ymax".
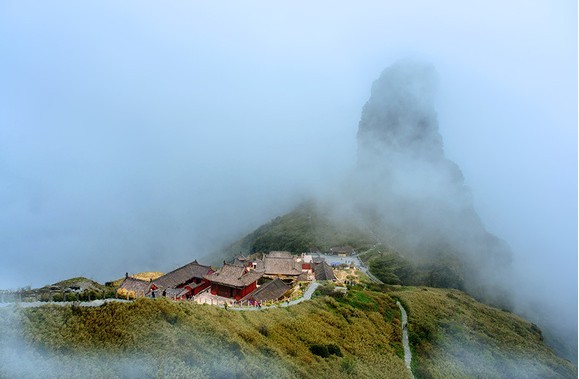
[{"xmin": 0, "ymin": 0, "xmax": 575, "ymax": 358}]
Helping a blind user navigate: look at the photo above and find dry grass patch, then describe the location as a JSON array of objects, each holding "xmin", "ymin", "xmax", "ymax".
[{"xmin": 11, "ymin": 290, "xmax": 411, "ymax": 378}]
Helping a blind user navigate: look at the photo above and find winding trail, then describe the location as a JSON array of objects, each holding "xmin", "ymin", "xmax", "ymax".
[
  {"xmin": 397, "ymin": 301, "xmax": 414, "ymax": 379},
  {"xmin": 354, "ymin": 255, "xmax": 384, "ymax": 285},
  {"xmin": 356, "ymin": 253, "xmax": 413, "ymax": 376}
]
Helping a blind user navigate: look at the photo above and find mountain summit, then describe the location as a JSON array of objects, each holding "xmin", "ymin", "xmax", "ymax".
[
  {"xmin": 358, "ymin": 60, "xmax": 443, "ymax": 162},
  {"xmin": 220, "ymin": 60, "xmax": 513, "ymax": 305},
  {"xmin": 352, "ymin": 60, "xmax": 513, "ymax": 304}
]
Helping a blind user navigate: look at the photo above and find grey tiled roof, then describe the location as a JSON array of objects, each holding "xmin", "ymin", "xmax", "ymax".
[
  {"xmin": 233, "ymin": 257, "xmax": 249, "ymax": 266},
  {"xmin": 205, "ymin": 263, "xmax": 263, "ymax": 288},
  {"xmin": 263, "ymin": 252, "xmax": 302, "ymax": 276},
  {"xmin": 314, "ymin": 261, "xmax": 336, "ymax": 281},
  {"xmin": 241, "ymin": 278, "xmax": 291, "ymax": 302},
  {"xmin": 119, "ymin": 277, "xmax": 150, "ymax": 293},
  {"xmin": 153, "ymin": 260, "xmax": 212, "ymax": 290},
  {"xmin": 164, "ymin": 287, "xmax": 189, "ymax": 298},
  {"xmin": 233, "ymin": 255, "xmax": 265, "ymax": 271}
]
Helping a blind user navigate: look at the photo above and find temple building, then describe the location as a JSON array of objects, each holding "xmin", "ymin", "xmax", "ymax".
[
  {"xmin": 149, "ymin": 260, "xmax": 214, "ymax": 300},
  {"xmin": 205, "ymin": 263, "xmax": 263, "ymax": 300},
  {"xmin": 263, "ymin": 251, "xmax": 303, "ymax": 281}
]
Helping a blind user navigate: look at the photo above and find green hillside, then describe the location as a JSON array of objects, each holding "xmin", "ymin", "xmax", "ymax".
[
  {"xmin": 5, "ymin": 287, "xmax": 408, "ymax": 378},
  {"xmin": 218, "ymin": 202, "xmax": 467, "ymax": 291},
  {"xmin": 52, "ymin": 277, "xmax": 104, "ymax": 290},
  {"xmin": 396, "ymin": 287, "xmax": 576, "ymax": 378},
  {"xmin": 221, "ymin": 201, "xmax": 379, "ymax": 257},
  {"xmin": 2, "ymin": 285, "xmax": 574, "ymax": 378}
]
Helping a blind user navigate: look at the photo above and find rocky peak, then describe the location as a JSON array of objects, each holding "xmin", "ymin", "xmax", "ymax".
[{"xmin": 357, "ymin": 60, "xmax": 444, "ymax": 163}]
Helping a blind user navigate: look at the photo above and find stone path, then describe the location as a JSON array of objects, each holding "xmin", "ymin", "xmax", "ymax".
[
  {"xmin": 397, "ymin": 301, "xmax": 414, "ymax": 379},
  {"xmin": 355, "ymin": 255, "xmax": 383, "ymax": 284}
]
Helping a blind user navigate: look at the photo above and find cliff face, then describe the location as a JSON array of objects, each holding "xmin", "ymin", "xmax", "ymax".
[
  {"xmin": 352, "ymin": 60, "xmax": 513, "ymax": 305},
  {"xmin": 357, "ymin": 60, "xmax": 443, "ymax": 162}
]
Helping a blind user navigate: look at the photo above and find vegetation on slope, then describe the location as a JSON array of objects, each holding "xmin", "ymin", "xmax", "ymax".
[
  {"xmin": 51, "ymin": 277, "xmax": 104, "ymax": 290},
  {"xmin": 396, "ymin": 287, "xmax": 577, "ymax": 379},
  {"xmin": 221, "ymin": 201, "xmax": 378, "ymax": 257},
  {"xmin": 362, "ymin": 249, "xmax": 464, "ymax": 290},
  {"xmin": 10, "ymin": 277, "xmax": 118, "ymax": 303},
  {"xmin": 220, "ymin": 202, "xmax": 471, "ymax": 293},
  {"xmin": 2, "ymin": 283, "xmax": 575, "ymax": 378},
  {"xmin": 6, "ymin": 289, "xmax": 408, "ymax": 379}
]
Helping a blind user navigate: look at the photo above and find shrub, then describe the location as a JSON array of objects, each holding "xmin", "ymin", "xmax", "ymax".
[
  {"xmin": 341, "ymin": 357, "xmax": 356, "ymax": 374},
  {"xmin": 327, "ymin": 344, "xmax": 343, "ymax": 357},
  {"xmin": 258, "ymin": 325, "xmax": 269, "ymax": 337},
  {"xmin": 164, "ymin": 313, "xmax": 179, "ymax": 325},
  {"xmin": 369, "ymin": 253, "xmax": 415, "ymax": 285},
  {"xmin": 310, "ymin": 344, "xmax": 330, "ymax": 358},
  {"xmin": 314, "ymin": 284, "xmax": 335, "ymax": 297},
  {"xmin": 310, "ymin": 344, "xmax": 343, "ymax": 358}
]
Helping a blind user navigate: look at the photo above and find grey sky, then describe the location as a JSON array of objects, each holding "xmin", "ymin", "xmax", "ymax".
[{"xmin": 0, "ymin": 0, "xmax": 576, "ymax": 332}]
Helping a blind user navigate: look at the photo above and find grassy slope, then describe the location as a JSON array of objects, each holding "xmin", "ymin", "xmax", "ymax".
[
  {"xmin": 11, "ymin": 289, "xmax": 408, "ymax": 379},
  {"xmin": 396, "ymin": 287, "xmax": 577, "ymax": 379},
  {"xmin": 5, "ymin": 285, "xmax": 575, "ymax": 378},
  {"xmin": 52, "ymin": 277, "xmax": 104, "ymax": 290}
]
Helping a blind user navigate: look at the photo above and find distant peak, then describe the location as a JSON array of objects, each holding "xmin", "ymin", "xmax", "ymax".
[{"xmin": 357, "ymin": 59, "xmax": 444, "ymax": 163}]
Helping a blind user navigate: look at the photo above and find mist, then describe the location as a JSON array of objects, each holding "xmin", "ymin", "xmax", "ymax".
[
  {"xmin": 0, "ymin": 0, "xmax": 576, "ymax": 360},
  {"xmin": 0, "ymin": 305, "xmax": 289, "ymax": 378},
  {"xmin": 316, "ymin": 58, "xmax": 576, "ymax": 359}
]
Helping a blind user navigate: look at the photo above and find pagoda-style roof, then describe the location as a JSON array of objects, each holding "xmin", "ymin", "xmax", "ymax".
[
  {"xmin": 232, "ymin": 256, "xmax": 265, "ymax": 270},
  {"xmin": 153, "ymin": 260, "xmax": 212, "ymax": 289},
  {"xmin": 205, "ymin": 263, "xmax": 263, "ymax": 289},
  {"xmin": 313, "ymin": 261, "xmax": 336, "ymax": 281},
  {"xmin": 263, "ymin": 252, "xmax": 302, "ymax": 276},
  {"xmin": 241, "ymin": 278, "xmax": 291, "ymax": 302},
  {"xmin": 118, "ymin": 276, "xmax": 150, "ymax": 293},
  {"xmin": 164, "ymin": 287, "xmax": 189, "ymax": 298}
]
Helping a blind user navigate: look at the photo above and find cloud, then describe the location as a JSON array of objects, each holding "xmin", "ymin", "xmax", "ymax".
[{"xmin": 0, "ymin": 0, "xmax": 575, "ymax": 359}]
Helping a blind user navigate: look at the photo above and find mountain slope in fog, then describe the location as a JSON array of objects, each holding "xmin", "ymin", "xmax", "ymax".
[
  {"xmin": 214, "ymin": 60, "xmax": 578, "ymax": 363},
  {"xmin": 350, "ymin": 60, "xmax": 514, "ymax": 305},
  {"xmin": 219, "ymin": 60, "xmax": 512, "ymax": 306},
  {"xmin": 218, "ymin": 201, "xmax": 467, "ymax": 290}
]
